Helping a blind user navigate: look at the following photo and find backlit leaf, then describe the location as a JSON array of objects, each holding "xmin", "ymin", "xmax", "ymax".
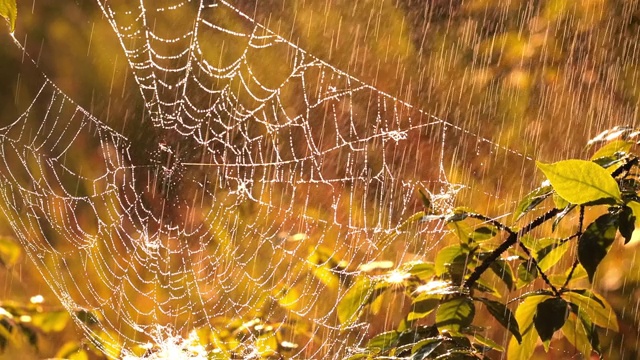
[
  {"xmin": 473, "ymin": 333, "xmax": 505, "ymax": 352},
  {"xmin": 435, "ymin": 245, "xmax": 469, "ymax": 277},
  {"xmin": 507, "ymin": 295, "xmax": 551, "ymax": 360},
  {"xmin": 563, "ymin": 290, "xmax": 618, "ymax": 331},
  {"xmin": 435, "ymin": 296, "xmax": 475, "ymax": 333},
  {"xmin": 0, "ymin": 0, "xmax": 17, "ymax": 32},
  {"xmin": 408, "ymin": 295, "xmax": 440, "ymax": 321},
  {"xmin": 552, "ymin": 193, "xmax": 570, "ymax": 210},
  {"xmin": 366, "ymin": 330, "xmax": 398, "ymax": 352},
  {"xmin": 337, "ymin": 276, "xmax": 374, "ymax": 326},
  {"xmin": 489, "ymin": 259, "xmax": 515, "ymax": 290},
  {"xmin": 590, "ymin": 140, "xmax": 634, "ymax": 160},
  {"xmin": 475, "ymin": 297, "xmax": 521, "ymax": 343},
  {"xmin": 471, "ymin": 226, "xmax": 498, "ymax": 241},
  {"xmin": 513, "ymin": 184, "xmax": 553, "ymax": 221},
  {"xmin": 402, "ymin": 262, "xmax": 435, "ymax": 280},
  {"xmin": 411, "ymin": 337, "xmax": 444, "ymax": 359},
  {"xmin": 552, "ymin": 204, "xmax": 576, "ymax": 231},
  {"xmin": 516, "ymin": 260, "xmax": 537, "ymax": 288},
  {"xmin": 536, "ymin": 160, "xmax": 621, "ymax": 204},
  {"xmin": 562, "ymin": 313, "xmax": 592, "ymax": 359},
  {"xmin": 448, "ymin": 221, "xmax": 474, "ymax": 243},
  {"xmin": 536, "ymin": 240, "xmax": 571, "ymax": 272}
]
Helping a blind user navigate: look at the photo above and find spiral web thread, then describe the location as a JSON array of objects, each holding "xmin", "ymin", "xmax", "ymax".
[{"xmin": 0, "ymin": 0, "xmax": 534, "ymax": 358}]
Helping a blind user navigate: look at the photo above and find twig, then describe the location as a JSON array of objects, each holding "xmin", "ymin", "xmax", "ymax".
[
  {"xmin": 562, "ymin": 206, "xmax": 585, "ymax": 290},
  {"xmin": 464, "ymin": 208, "xmax": 560, "ymax": 289}
]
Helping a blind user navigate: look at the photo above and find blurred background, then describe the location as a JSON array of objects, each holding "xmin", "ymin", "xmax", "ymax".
[{"xmin": 1, "ymin": 0, "xmax": 640, "ymax": 359}]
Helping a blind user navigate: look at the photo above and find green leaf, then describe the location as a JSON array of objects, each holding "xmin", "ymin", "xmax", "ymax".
[
  {"xmin": 475, "ymin": 297, "xmax": 521, "ymax": 343},
  {"xmin": 435, "ymin": 297, "xmax": 475, "ymax": 333},
  {"xmin": 402, "ymin": 262, "xmax": 436, "ymax": 280},
  {"xmin": 397, "ymin": 325, "xmax": 439, "ymax": 347},
  {"xmin": 577, "ymin": 213, "xmax": 618, "ymax": 282},
  {"xmin": 307, "ymin": 246, "xmax": 345, "ymax": 289},
  {"xmin": 512, "ymin": 289, "xmax": 556, "ymax": 302},
  {"xmin": 516, "ymin": 260, "xmax": 538, "ymax": 288},
  {"xmin": 536, "ymin": 240, "xmax": 571, "ymax": 272},
  {"xmin": 507, "ymin": 295, "xmax": 551, "ymax": 360},
  {"xmin": 534, "ymin": 297, "xmax": 569, "ymax": 350},
  {"xmin": 397, "ymin": 211, "xmax": 428, "ymax": 232},
  {"xmin": 0, "ymin": 0, "xmax": 17, "ymax": 32},
  {"xmin": 552, "ymin": 193, "xmax": 570, "ymax": 210},
  {"xmin": 366, "ymin": 330, "xmax": 398, "ymax": 351},
  {"xmin": 489, "ymin": 259, "xmax": 515, "ymax": 290},
  {"xmin": 448, "ymin": 221, "xmax": 497, "ymax": 244},
  {"xmin": 435, "ymin": 245, "xmax": 469, "ymax": 277},
  {"xmin": 550, "ymin": 264, "xmax": 589, "ymax": 286},
  {"xmin": 536, "ymin": 160, "xmax": 622, "ymax": 204},
  {"xmin": 474, "ymin": 278, "xmax": 501, "ymax": 297},
  {"xmin": 471, "ymin": 226, "xmax": 498, "ymax": 241},
  {"xmin": 552, "ymin": 204, "xmax": 576, "ymax": 231},
  {"xmin": 473, "ymin": 333, "xmax": 505, "ymax": 352},
  {"xmin": 513, "ymin": 184, "xmax": 553, "ymax": 221},
  {"xmin": 31, "ymin": 311, "xmax": 70, "ymax": 332},
  {"xmin": 590, "ymin": 140, "xmax": 634, "ymax": 160},
  {"xmin": 562, "ymin": 313, "xmax": 593, "ymax": 359},
  {"xmin": 448, "ymin": 221, "xmax": 475, "ymax": 243},
  {"xmin": 337, "ymin": 276, "xmax": 375, "ymax": 326},
  {"xmin": 562, "ymin": 290, "xmax": 619, "ymax": 331},
  {"xmin": 567, "ymin": 302, "xmax": 602, "ymax": 354},
  {"xmin": 408, "ymin": 295, "xmax": 440, "ymax": 321},
  {"xmin": 519, "ymin": 236, "xmax": 556, "ymax": 252},
  {"xmin": 578, "ymin": 312, "xmax": 600, "ymax": 354},
  {"xmin": 445, "ymin": 207, "xmax": 474, "ymax": 222},
  {"xmin": 411, "ymin": 337, "xmax": 444, "ymax": 359}
]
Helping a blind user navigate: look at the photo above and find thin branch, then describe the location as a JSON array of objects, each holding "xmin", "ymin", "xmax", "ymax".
[
  {"xmin": 516, "ymin": 241, "xmax": 560, "ymax": 296},
  {"xmin": 464, "ymin": 213, "xmax": 515, "ymax": 235},
  {"xmin": 562, "ymin": 206, "xmax": 585, "ymax": 290},
  {"xmin": 465, "ymin": 212, "xmax": 560, "ymax": 294},
  {"xmin": 464, "ymin": 208, "xmax": 561, "ymax": 289}
]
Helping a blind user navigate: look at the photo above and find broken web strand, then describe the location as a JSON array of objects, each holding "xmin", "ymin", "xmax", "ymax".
[{"xmin": 0, "ymin": 1, "xmax": 536, "ymax": 358}]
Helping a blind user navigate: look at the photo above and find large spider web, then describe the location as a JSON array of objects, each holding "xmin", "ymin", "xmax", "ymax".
[{"xmin": 0, "ymin": 0, "xmax": 535, "ymax": 358}]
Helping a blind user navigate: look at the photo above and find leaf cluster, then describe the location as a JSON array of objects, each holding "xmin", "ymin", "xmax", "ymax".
[{"xmin": 338, "ymin": 130, "xmax": 637, "ymax": 359}]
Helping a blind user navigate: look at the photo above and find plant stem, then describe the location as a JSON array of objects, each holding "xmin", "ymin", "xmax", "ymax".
[
  {"xmin": 562, "ymin": 206, "xmax": 585, "ymax": 290},
  {"xmin": 464, "ymin": 208, "xmax": 560, "ymax": 289},
  {"xmin": 516, "ymin": 241, "xmax": 560, "ymax": 296}
]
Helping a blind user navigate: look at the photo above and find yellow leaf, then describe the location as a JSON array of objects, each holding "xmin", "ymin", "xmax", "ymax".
[
  {"xmin": 562, "ymin": 313, "xmax": 592, "ymax": 358},
  {"xmin": 0, "ymin": 0, "xmax": 17, "ymax": 32},
  {"xmin": 563, "ymin": 291, "xmax": 619, "ymax": 332},
  {"xmin": 507, "ymin": 295, "xmax": 551, "ymax": 360}
]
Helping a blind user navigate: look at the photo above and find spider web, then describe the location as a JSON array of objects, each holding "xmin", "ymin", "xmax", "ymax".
[{"xmin": 0, "ymin": 0, "xmax": 534, "ymax": 358}]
